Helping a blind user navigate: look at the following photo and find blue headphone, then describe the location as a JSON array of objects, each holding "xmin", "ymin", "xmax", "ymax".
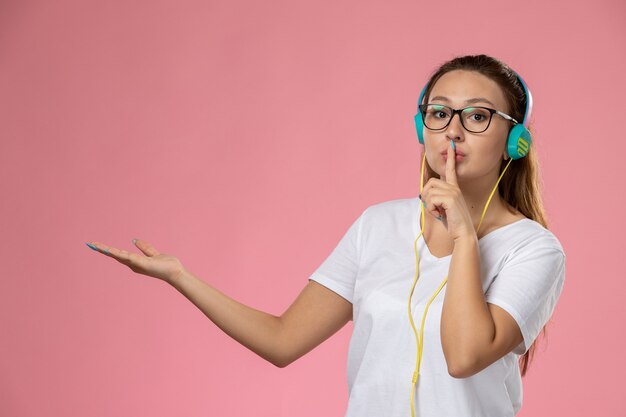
[{"xmin": 413, "ymin": 71, "xmax": 533, "ymax": 160}]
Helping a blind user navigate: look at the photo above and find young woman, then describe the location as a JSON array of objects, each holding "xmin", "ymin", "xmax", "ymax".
[{"xmin": 86, "ymin": 54, "xmax": 566, "ymax": 417}]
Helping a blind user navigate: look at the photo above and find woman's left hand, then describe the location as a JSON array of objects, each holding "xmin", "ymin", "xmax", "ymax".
[{"xmin": 420, "ymin": 141, "xmax": 476, "ymax": 242}]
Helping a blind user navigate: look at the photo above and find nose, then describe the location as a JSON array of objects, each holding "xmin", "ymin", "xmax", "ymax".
[{"xmin": 445, "ymin": 111, "xmax": 464, "ymax": 141}]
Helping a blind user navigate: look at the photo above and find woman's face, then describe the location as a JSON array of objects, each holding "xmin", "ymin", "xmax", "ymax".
[{"xmin": 423, "ymin": 70, "xmax": 512, "ymax": 182}]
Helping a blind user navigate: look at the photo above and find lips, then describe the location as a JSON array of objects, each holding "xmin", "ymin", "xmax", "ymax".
[{"xmin": 441, "ymin": 149, "xmax": 465, "ymax": 156}]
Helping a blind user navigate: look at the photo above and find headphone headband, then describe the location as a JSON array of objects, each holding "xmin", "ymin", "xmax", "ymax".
[{"xmin": 515, "ymin": 74, "xmax": 532, "ymax": 128}]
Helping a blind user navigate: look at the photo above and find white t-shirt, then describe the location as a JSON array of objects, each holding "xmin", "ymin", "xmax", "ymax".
[{"xmin": 308, "ymin": 196, "xmax": 566, "ymax": 417}]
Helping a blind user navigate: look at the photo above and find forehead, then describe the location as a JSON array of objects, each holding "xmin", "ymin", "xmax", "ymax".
[{"xmin": 429, "ymin": 70, "xmax": 508, "ymax": 111}]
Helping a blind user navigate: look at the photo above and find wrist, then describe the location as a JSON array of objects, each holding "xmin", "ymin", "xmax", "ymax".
[
  {"xmin": 168, "ymin": 267, "xmax": 190, "ymax": 289},
  {"xmin": 454, "ymin": 233, "xmax": 478, "ymax": 245}
]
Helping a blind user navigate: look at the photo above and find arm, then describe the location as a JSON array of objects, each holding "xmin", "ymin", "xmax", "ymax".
[
  {"xmin": 440, "ymin": 235, "xmax": 523, "ymax": 378},
  {"xmin": 86, "ymin": 239, "xmax": 352, "ymax": 368},
  {"xmin": 170, "ymin": 270, "xmax": 352, "ymax": 368}
]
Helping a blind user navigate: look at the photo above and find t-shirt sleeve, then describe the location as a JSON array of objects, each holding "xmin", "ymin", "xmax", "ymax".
[
  {"xmin": 308, "ymin": 209, "xmax": 366, "ymax": 304},
  {"xmin": 484, "ymin": 238, "xmax": 566, "ymax": 355}
]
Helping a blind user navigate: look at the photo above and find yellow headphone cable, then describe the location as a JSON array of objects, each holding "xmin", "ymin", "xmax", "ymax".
[{"xmin": 408, "ymin": 152, "xmax": 514, "ymax": 417}]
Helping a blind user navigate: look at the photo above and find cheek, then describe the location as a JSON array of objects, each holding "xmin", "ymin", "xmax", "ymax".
[
  {"xmin": 472, "ymin": 137, "xmax": 509, "ymax": 171},
  {"xmin": 493, "ymin": 124, "xmax": 511, "ymax": 146},
  {"xmin": 423, "ymin": 142, "xmax": 442, "ymax": 168},
  {"xmin": 423, "ymin": 134, "xmax": 443, "ymax": 156},
  {"xmin": 493, "ymin": 133, "xmax": 510, "ymax": 156}
]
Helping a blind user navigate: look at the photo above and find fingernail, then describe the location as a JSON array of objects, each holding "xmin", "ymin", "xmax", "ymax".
[
  {"xmin": 422, "ymin": 201, "xmax": 426, "ymax": 209},
  {"xmin": 451, "ymin": 141, "xmax": 456, "ymax": 151},
  {"xmin": 86, "ymin": 242, "xmax": 97, "ymax": 251}
]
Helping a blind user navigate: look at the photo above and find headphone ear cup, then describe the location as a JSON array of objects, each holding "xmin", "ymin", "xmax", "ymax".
[
  {"xmin": 507, "ymin": 124, "xmax": 532, "ymax": 160},
  {"xmin": 414, "ymin": 113, "xmax": 425, "ymax": 144}
]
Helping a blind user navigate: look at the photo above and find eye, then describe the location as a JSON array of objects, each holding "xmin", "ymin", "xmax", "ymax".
[
  {"xmin": 428, "ymin": 105, "xmax": 450, "ymax": 119},
  {"xmin": 463, "ymin": 107, "xmax": 491, "ymax": 123}
]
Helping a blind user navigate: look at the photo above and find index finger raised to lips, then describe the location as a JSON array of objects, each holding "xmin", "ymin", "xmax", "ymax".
[{"xmin": 443, "ymin": 141, "xmax": 458, "ymax": 185}]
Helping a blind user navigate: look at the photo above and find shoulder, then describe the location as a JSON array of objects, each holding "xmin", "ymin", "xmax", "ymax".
[
  {"xmin": 505, "ymin": 217, "xmax": 566, "ymax": 259},
  {"xmin": 346, "ymin": 197, "xmax": 419, "ymax": 238},
  {"xmin": 362, "ymin": 196, "xmax": 418, "ymax": 217}
]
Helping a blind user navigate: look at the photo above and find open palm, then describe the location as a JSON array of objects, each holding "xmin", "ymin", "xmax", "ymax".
[{"xmin": 86, "ymin": 239, "xmax": 185, "ymax": 283}]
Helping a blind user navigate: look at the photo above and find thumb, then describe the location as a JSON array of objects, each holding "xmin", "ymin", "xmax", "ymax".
[{"xmin": 133, "ymin": 238, "xmax": 160, "ymax": 257}]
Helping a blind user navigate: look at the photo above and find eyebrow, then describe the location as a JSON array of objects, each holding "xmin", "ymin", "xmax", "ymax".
[{"xmin": 430, "ymin": 96, "xmax": 497, "ymax": 107}]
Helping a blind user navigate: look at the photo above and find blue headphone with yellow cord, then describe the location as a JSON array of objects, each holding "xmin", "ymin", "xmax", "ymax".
[{"xmin": 413, "ymin": 72, "xmax": 533, "ymax": 160}]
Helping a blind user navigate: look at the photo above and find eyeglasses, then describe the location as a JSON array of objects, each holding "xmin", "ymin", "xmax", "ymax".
[{"xmin": 418, "ymin": 104, "xmax": 518, "ymax": 134}]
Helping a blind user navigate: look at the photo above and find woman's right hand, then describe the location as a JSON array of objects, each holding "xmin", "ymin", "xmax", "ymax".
[{"xmin": 86, "ymin": 239, "xmax": 186, "ymax": 284}]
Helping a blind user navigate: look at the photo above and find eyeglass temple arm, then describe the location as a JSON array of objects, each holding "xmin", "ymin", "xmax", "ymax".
[{"xmin": 495, "ymin": 110, "xmax": 518, "ymax": 124}]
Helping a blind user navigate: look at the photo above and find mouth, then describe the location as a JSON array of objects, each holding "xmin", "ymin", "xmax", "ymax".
[
  {"xmin": 442, "ymin": 153, "xmax": 465, "ymax": 162},
  {"xmin": 441, "ymin": 149, "xmax": 465, "ymax": 157},
  {"xmin": 441, "ymin": 148, "xmax": 465, "ymax": 162},
  {"xmin": 442, "ymin": 148, "xmax": 465, "ymax": 161}
]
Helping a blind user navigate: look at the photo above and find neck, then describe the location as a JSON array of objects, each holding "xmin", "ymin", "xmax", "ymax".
[{"xmin": 456, "ymin": 174, "xmax": 508, "ymax": 232}]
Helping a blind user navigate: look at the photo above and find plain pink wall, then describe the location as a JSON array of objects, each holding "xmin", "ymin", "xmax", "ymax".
[{"xmin": 1, "ymin": 0, "xmax": 624, "ymax": 416}]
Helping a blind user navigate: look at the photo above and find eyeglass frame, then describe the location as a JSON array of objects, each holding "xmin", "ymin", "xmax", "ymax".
[{"xmin": 418, "ymin": 103, "xmax": 519, "ymax": 134}]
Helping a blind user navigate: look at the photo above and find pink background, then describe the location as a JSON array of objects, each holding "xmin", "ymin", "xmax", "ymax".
[{"xmin": 1, "ymin": 0, "xmax": 624, "ymax": 416}]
